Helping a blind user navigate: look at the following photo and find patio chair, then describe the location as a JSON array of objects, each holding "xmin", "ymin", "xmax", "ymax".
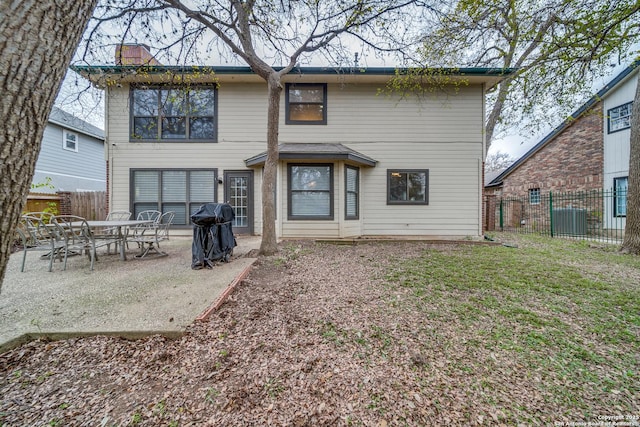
[
  {"xmin": 136, "ymin": 210, "xmax": 161, "ymax": 222},
  {"xmin": 52, "ymin": 215, "xmax": 101, "ymax": 271},
  {"xmin": 23, "ymin": 211, "xmax": 56, "ymax": 224},
  {"xmin": 130, "ymin": 211, "xmax": 175, "ymax": 258},
  {"xmin": 96, "ymin": 210, "xmax": 132, "ymax": 254},
  {"xmin": 15, "ymin": 215, "xmax": 66, "ymax": 272}
]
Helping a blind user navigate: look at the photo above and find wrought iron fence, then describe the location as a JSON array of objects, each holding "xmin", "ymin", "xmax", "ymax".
[{"xmin": 493, "ymin": 189, "xmax": 626, "ymax": 243}]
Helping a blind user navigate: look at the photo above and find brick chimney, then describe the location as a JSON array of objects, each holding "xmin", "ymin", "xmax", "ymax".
[{"xmin": 115, "ymin": 44, "xmax": 162, "ymax": 66}]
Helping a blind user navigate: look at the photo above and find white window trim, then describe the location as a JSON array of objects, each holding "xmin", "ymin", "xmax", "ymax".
[
  {"xmin": 608, "ymin": 102, "xmax": 633, "ymax": 134},
  {"xmin": 529, "ymin": 188, "xmax": 541, "ymax": 205},
  {"xmin": 613, "ymin": 176, "xmax": 628, "ymax": 218},
  {"xmin": 62, "ymin": 129, "xmax": 78, "ymax": 152}
]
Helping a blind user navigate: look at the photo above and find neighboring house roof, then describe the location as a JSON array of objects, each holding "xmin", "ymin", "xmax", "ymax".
[
  {"xmin": 245, "ymin": 143, "xmax": 377, "ymax": 167},
  {"xmin": 48, "ymin": 106, "xmax": 105, "ymax": 140},
  {"xmin": 484, "ymin": 168, "xmax": 507, "ymax": 188},
  {"xmin": 72, "ymin": 65, "xmax": 516, "ymax": 89},
  {"xmin": 486, "ymin": 59, "xmax": 640, "ymax": 188}
]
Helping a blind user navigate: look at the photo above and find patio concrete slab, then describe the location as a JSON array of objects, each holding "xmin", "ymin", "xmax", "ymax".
[{"xmin": 0, "ymin": 235, "xmax": 260, "ymax": 353}]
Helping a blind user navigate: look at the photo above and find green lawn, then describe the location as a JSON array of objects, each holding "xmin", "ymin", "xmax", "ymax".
[{"xmin": 380, "ymin": 234, "xmax": 639, "ymax": 422}]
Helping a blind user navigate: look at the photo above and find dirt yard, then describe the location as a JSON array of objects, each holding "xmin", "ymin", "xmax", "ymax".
[{"xmin": 0, "ymin": 237, "xmax": 638, "ymax": 426}]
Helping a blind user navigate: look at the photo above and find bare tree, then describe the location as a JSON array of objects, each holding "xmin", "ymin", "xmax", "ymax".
[
  {"xmin": 412, "ymin": 0, "xmax": 640, "ymax": 254},
  {"xmin": 407, "ymin": 0, "xmax": 640, "ymax": 148},
  {"xmin": 484, "ymin": 151, "xmax": 514, "ymax": 172},
  {"xmin": 83, "ymin": 0, "xmax": 431, "ymax": 255},
  {"xmin": 0, "ymin": 1, "xmax": 98, "ymax": 291}
]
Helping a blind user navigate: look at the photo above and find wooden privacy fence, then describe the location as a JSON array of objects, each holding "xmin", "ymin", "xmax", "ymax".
[
  {"xmin": 24, "ymin": 193, "xmax": 60, "ymax": 215},
  {"xmin": 25, "ymin": 191, "xmax": 107, "ymax": 220}
]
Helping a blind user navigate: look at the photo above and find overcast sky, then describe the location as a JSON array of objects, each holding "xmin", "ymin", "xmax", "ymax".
[{"xmin": 489, "ymin": 57, "xmax": 638, "ymax": 161}]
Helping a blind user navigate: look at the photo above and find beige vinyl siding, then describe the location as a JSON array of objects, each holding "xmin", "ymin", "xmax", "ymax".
[
  {"xmin": 107, "ymin": 83, "xmax": 269, "ymax": 235},
  {"xmin": 359, "ymin": 142, "xmax": 482, "ymax": 237},
  {"xmin": 219, "ymin": 83, "xmax": 268, "ymax": 142},
  {"xmin": 603, "ymin": 74, "xmax": 635, "ymax": 179},
  {"xmin": 106, "ymin": 79, "xmax": 485, "ymax": 238},
  {"xmin": 279, "ymin": 84, "xmax": 483, "ymax": 144}
]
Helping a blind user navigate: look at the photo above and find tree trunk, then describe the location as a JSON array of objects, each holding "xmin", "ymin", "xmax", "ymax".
[
  {"xmin": 259, "ymin": 74, "xmax": 281, "ymax": 255},
  {"xmin": 485, "ymin": 77, "xmax": 512, "ymax": 153},
  {"xmin": 0, "ymin": 1, "xmax": 97, "ymax": 290},
  {"xmin": 620, "ymin": 74, "xmax": 640, "ymax": 254}
]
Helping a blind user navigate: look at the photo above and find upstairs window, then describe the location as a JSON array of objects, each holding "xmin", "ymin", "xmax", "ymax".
[
  {"xmin": 285, "ymin": 83, "xmax": 327, "ymax": 125},
  {"xmin": 387, "ymin": 170, "xmax": 429, "ymax": 205},
  {"xmin": 131, "ymin": 86, "xmax": 217, "ymax": 141},
  {"xmin": 63, "ymin": 130, "xmax": 78, "ymax": 152},
  {"xmin": 529, "ymin": 188, "xmax": 541, "ymax": 205},
  {"xmin": 608, "ymin": 102, "xmax": 632, "ymax": 133}
]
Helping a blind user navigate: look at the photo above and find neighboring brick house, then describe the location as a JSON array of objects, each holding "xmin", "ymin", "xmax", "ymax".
[
  {"xmin": 485, "ymin": 96, "xmax": 605, "ymax": 199},
  {"xmin": 484, "ymin": 60, "xmax": 638, "ymax": 232}
]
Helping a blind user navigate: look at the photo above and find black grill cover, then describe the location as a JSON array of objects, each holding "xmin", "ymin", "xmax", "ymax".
[
  {"xmin": 191, "ymin": 203, "xmax": 237, "ymax": 269},
  {"xmin": 191, "ymin": 203, "xmax": 235, "ymax": 226}
]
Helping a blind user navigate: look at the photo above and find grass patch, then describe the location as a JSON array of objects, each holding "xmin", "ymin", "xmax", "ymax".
[{"xmin": 383, "ymin": 235, "xmax": 640, "ymax": 416}]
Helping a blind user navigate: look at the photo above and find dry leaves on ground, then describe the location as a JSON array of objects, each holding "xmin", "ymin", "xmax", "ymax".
[{"xmin": 0, "ymin": 239, "xmax": 636, "ymax": 426}]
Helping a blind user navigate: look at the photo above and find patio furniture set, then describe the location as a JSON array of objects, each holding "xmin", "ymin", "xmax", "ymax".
[{"xmin": 15, "ymin": 210, "xmax": 175, "ymax": 272}]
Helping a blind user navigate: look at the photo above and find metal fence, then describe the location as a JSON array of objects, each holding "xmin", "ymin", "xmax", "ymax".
[{"xmin": 491, "ymin": 189, "xmax": 626, "ymax": 243}]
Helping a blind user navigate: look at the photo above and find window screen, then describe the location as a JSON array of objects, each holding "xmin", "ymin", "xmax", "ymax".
[
  {"xmin": 132, "ymin": 169, "xmax": 216, "ymax": 225},
  {"xmin": 345, "ymin": 166, "xmax": 359, "ymax": 219},
  {"xmin": 288, "ymin": 164, "xmax": 333, "ymax": 219}
]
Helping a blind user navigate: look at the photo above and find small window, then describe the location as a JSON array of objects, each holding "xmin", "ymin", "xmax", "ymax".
[
  {"xmin": 285, "ymin": 83, "xmax": 327, "ymax": 125},
  {"xmin": 614, "ymin": 177, "xmax": 628, "ymax": 217},
  {"xmin": 63, "ymin": 130, "xmax": 78, "ymax": 152},
  {"xmin": 529, "ymin": 188, "xmax": 541, "ymax": 205},
  {"xmin": 608, "ymin": 102, "xmax": 633, "ymax": 133},
  {"xmin": 345, "ymin": 166, "xmax": 359, "ymax": 220},
  {"xmin": 288, "ymin": 164, "xmax": 333, "ymax": 220},
  {"xmin": 387, "ymin": 170, "xmax": 429, "ymax": 205}
]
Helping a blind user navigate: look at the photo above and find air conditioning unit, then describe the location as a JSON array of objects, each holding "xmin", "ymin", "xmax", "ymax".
[{"xmin": 552, "ymin": 208, "xmax": 587, "ymax": 236}]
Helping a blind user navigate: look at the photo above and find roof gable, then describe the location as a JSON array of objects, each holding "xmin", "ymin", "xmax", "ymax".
[
  {"xmin": 487, "ymin": 60, "xmax": 639, "ymax": 187},
  {"xmin": 48, "ymin": 106, "xmax": 105, "ymax": 140}
]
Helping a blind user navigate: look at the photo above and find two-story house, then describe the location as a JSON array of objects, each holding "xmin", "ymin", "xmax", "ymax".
[
  {"xmin": 73, "ymin": 47, "xmax": 510, "ymax": 239},
  {"xmin": 484, "ymin": 60, "xmax": 638, "ymax": 232},
  {"xmin": 32, "ymin": 106, "xmax": 106, "ymax": 193}
]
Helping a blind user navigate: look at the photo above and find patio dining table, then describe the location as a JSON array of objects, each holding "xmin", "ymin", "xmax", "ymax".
[{"xmin": 69, "ymin": 219, "xmax": 154, "ymax": 261}]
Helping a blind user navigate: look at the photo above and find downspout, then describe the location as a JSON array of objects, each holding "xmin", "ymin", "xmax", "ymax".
[
  {"xmin": 480, "ymin": 82, "xmax": 487, "ymax": 236},
  {"xmin": 104, "ymin": 88, "xmax": 111, "ymax": 217}
]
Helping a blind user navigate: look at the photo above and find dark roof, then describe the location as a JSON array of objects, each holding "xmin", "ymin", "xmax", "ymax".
[
  {"xmin": 486, "ymin": 59, "xmax": 640, "ymax": 188},
  {"xmin": 72, "ymin": 64, "xmax": 516, "ymax": 90},
  {"xmin": 73, "ymin": 64, "xmax": 514, "ymax": 78},
  {"xmin": 484, "ymin": 168, "xmax": 507, "ymax": 187},
  {"xmin": 48, "ymin": 106, "xmax": 105, "ymax": 140},
  {"xmin": 245, "ymin": 143, "xmax": 377, "ymax": 167}
]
